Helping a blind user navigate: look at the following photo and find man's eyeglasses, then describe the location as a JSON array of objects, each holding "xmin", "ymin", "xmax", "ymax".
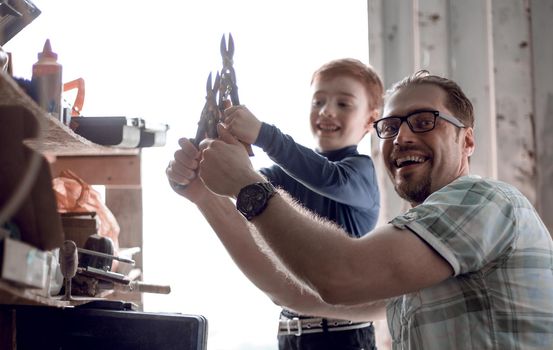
[{"xmin": 373, "ymin": 110, "xmax": 466, "ymax": 139}]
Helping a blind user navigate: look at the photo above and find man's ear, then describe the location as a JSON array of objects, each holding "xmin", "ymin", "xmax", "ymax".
[{"xmin": 463, "ymin": 127, "xmax": 475, "ymax": 157}]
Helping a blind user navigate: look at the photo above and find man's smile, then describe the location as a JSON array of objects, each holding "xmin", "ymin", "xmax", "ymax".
[
  {"xmin": 389, "ymin": 151, "xmax": 431, "ymax": 177},
  {"xmin": 395, "ymin": 155, "xmax": 428, "ymax": 168}
]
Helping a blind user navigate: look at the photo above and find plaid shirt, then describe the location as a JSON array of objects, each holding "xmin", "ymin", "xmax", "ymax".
[{"xmin": 388, "ymin": 175, "xmax": 553, "ymax": 350}]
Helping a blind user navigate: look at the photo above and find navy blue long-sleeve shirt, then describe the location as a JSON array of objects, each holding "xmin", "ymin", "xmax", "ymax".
[{"xmin": 255, "ymin": 123, "xmax": 380, "ymax": 238}]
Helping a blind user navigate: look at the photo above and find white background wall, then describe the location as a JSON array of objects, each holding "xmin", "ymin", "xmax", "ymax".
[{"xmin": 4, "ymin": 1, "xmax": 372, "ymax": 349}]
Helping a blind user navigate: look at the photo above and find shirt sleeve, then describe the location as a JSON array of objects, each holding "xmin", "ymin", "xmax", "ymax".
[
  {"xmin": 255, "ymin": 122, "xmax": 378, "ymax": 210},
  {"xmin": 389, "ymin": 177, "xmax": 517, "ymax": 276}
]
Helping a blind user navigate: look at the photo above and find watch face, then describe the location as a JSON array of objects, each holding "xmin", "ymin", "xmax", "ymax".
[{"xmin": 236, "ymin": 183, "xmax": 275, "ymax": 220}]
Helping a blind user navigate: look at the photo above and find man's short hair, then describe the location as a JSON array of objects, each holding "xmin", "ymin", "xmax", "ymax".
[
  {"xmin": 386, "ymin": 70, "xmax": 474, "ymax": 128},
  {"xmin": 311, "ymin": 58, "xmax": 384, "ymax": 114}
]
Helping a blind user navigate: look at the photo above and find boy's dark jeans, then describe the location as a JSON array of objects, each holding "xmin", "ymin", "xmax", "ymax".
[{"xmin": 278, "ymin": 324, "xmax": 376, "ymax": 350}]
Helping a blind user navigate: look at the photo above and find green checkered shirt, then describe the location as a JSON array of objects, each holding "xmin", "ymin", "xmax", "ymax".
[{"xmin": 388, "ymin": 175, "xmax": 553, "ymax": 349}]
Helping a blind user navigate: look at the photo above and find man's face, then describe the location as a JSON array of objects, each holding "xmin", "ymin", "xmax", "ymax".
[
  {"xmin": 381, "ymin": 84, "xmax": 474, "ymax": 206},
  {"xmin": 310, "ymin": 75, "xmax": 375, "ymax": 152}
]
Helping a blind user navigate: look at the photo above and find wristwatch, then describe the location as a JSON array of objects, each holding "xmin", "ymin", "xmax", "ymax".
[{"xmin": 236, "ymin": 182, "xmax": 276, "ymax": 221}]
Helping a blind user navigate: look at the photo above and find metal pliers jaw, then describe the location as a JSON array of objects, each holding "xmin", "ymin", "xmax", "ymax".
[
  {"xmin": 193, "ymin": 71, "xmax": 221, "ymax": 147},
  {"xmin": 171, "ymin": 72, "xmax": 220, "ymax": 191},
  {"xmin": 219, "ymin": 33, "xmax": 240, "ymax": 107}
]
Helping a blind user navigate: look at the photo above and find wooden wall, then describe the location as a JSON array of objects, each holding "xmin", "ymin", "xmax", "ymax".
[{"xmin": 367, "ymin": 0, "xmax": 553, "ymax": 233}]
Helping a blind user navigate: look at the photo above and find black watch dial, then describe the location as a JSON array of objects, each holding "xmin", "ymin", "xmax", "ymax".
[{"xmin": 236, "ymin": 182, "xmax": 275, "ymax": 220}]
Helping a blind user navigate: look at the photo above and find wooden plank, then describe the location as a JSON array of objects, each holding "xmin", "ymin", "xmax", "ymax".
[
  {"xmin": 368, "ymin": 0, "xmax": 414, "ymax": 224},
  {"xmin": 50, "ymin": 155, "xmax": 141, "ymax": 187},
  {"xmin": 530, "ymin": 0, "xmax": 553, "ymax": 233},
  {"xmin": 449, "ymin": 0, "xmax": 497, "ymax": 179},
  {"xmin": 381, "ymin": 0, "xmax": 419, "ymax": 87},
  {"xmin": 0, "ymin": 72, "xmax": 138, "ymax": 158},
  {"xmin": 26, "ymin": 114, "xmax": 140, "ymax": 157},
  {"xmin": 368, "ymin": 0, "xmax": 396, "ymax": 225},
  {"xmin": 492, "ymin": 0, "xmax": 535, "ymax": 202},
  {"xmin": 0, "ymin": 106, "xmax": 64, "ymax": 251},
  {"xmin": 0, "ymin": 280, "xmax": 69, "ymax": 307},
  {"xmin": 418, "ymin": 0, "xmax": 449, "ymax": 76},
  {"xmin": 367, "ymin": 0, "xmax": 384, "ymax": 76},
  {"xmin": 106, "ymin": 188, "xmax": 143, "ymax": 270}
]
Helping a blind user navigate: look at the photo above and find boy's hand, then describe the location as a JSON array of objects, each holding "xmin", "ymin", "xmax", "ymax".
[{"xmin": 223, "ymin": 106, "xmax": 262, "ymax": 145}]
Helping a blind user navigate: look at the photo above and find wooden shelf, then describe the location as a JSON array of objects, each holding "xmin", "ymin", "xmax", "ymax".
[
  {"xmin": 0, "ymin": 280, "xmax": 69, "ymax": 308},
  {"xmin": 0, "ymin": 72, "xmax": 144, "ymax": 311},
  {"xmin": 0, "ymin": 72, "xmax": 140, "ymax": 156},
  {"xmin": 0, "ymin": 279, "xmax": 114, "ymax": 307},
  {"xmin": 35, "ymin": 115, "xmax": 142, "ymax": 186},
  {"xmin": 0, "ymin": 71, "xmax": 138, "ymax": 158},
  {"xmin": 27, "ymin": 113, "xmax": 140, "ymax": 157}
]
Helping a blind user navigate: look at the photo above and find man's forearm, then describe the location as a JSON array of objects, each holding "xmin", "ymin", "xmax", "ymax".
[
  {"xmin": 249, "ymin": 189, "xmax": 388, "ymax": 305},
  {"xmin": 196, "ymin": 192, "xmax": 385, "ymax": 321},
  {"xmin": 198, "ymin": 133, "xmax": 395, "ymax": 306},
  {"xmin": 249, "ymin": 188, "xmax": 454, "ymax": 307},
  {"xmin": 195, "ymin": 192, "xmax": 300, "ymax": 298},
  {"xmin": 249, "ymin": 191, "xmax": 346, "ymax": 291}
]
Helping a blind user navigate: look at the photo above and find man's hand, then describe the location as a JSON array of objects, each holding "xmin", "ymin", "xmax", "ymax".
[
  {"xmin": 223, "ymin": 105, "xmax": 262, "ymax": 145},
  {"xmin": 199, "ymin": 124, "xmax": 265, "ymax": 198},
  {"xmin": 166, "ymin": 137, "xmax": 208, "ymax": 203}
]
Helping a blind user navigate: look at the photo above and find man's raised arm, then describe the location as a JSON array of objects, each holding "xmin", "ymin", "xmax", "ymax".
[
  {"xmin": 199, "ymin": 124, "xmax": 453, "ymax": 306},
  {"xmin": 167, "ymin": 135, "xmax": 386, "ymax": 320}
]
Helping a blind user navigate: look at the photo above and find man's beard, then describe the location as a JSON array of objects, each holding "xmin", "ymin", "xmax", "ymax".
[{"xmin": 394, "ymin": 173, "xmax": 432, "ymax": 206}]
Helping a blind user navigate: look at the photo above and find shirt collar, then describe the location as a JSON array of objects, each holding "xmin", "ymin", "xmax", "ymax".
[{"xmin": 318, "ymin": 145, "xmax": 359, "ymax": 161}]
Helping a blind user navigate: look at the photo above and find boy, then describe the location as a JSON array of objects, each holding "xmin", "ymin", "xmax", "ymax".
[{"xmin": 167, "ymin": 58, "xmax": 383, "ymax": 349}]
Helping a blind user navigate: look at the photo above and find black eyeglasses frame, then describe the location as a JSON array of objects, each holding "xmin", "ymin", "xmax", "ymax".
[{"xmin": 373, "ymin": 109, "xmax": 466, "ymax": 139}]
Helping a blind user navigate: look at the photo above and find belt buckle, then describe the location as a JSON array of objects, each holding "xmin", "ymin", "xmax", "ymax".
[{"xmin": 286, "ymin": 317, "xmax": 302, "ymax": 336}]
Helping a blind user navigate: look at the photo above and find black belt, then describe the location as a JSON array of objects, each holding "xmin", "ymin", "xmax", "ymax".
[{"xmin": 278, "ymin": 315, "xmax": 373, "ymax": 336}]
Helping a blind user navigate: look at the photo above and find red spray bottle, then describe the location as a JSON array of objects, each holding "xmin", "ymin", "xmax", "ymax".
[{"xmin": 31, "ymin": 39, "xmax": 63, "ymax": 121}]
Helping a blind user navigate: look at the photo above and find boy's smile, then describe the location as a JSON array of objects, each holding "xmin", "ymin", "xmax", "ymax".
[{"xmin": 316, "ymin": 123, "xmax": 340, "ymax": 133}]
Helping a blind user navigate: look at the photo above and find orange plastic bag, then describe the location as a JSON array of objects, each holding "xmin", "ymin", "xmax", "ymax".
[{"xmin": 52, "ymin": 169, "xmax": 120, "ymax": 253}]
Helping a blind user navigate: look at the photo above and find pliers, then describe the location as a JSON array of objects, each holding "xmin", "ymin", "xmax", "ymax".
[
  {"xmin": 219, "ymin": 33, "xmax": 254, "ymax": 155},
  {"xmin": 219, "ymin": 33, "xmax": 240, "ymax": 109},
  {"xmin": 169, "ymin": 73, "xmax": 219, "ymax": 191},
  {"xmin": 193, "ymin": 71, "xmax": 221, "ymax": 147}
]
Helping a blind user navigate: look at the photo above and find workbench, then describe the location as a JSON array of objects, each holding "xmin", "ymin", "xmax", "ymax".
[{"xmin": 0, "ymin": 71, "xmax": 148, "ymax": 348}]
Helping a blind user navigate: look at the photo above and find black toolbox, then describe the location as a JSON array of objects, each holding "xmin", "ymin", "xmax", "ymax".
[{"xmin": 4, "ymin": 302, "xmax": 207, "ymax": 350}]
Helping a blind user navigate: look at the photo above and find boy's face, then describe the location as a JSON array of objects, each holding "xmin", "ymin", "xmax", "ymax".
[{"xmin": 310, "ymin": 75, "xmax": 375, "ymax": 152}]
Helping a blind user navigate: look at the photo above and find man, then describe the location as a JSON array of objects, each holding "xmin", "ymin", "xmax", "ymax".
[{"xmin": 170, "ymin": 71, "xmax": 553, "ymax": 349}]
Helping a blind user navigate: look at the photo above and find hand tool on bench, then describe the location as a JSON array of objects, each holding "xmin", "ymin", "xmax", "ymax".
[{"xmin": 60, "ymin": 240, "xmax": 78, "ymax": 301}]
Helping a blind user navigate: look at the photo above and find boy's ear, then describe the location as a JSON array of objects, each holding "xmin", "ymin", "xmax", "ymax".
[{"xmin": 364, "ymin": 109, "xmax": 380, "ymax": 131}]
